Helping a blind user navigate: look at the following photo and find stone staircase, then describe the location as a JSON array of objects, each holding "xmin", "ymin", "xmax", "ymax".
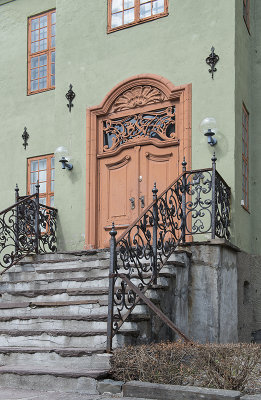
[{"xmin": 0, "ymin": 249, "xmax": 189, "ymax": 393}]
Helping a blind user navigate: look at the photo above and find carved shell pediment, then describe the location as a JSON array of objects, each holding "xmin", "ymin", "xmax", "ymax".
[{"xmin": 111, "ymin": 85, "xmax": 167, "ymax": 113}]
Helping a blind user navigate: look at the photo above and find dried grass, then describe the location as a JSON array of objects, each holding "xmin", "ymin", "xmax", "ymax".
[{"xmin": 111, "ymin": 342, "xmax": 261, "ymax": 393}]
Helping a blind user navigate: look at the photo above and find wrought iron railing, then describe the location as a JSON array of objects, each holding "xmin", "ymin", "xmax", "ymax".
[
  {"xmin": 107, "ymin": 154, "xmax": 231, "ymax": 351},
  {"xmin": 0, "ymin": 183, "xmax": 57, "ymax": 274}
]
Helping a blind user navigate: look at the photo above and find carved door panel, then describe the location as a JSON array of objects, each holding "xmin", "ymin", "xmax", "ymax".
[
  {"xmin": 98, "ymin": 148, "xmax": 139, "ymax": 248},
  {"xmin": 139, "ymin": 144, "xmax": 179, "ymax": 209}
]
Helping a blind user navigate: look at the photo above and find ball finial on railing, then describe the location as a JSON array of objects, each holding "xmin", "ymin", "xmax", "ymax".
[
  {"xmin": 110, "ymin": 222, "xmax": 117, "ymax": 237},
  {"xmin": 211, "ymin": 152, "xmax": 217, "ymax": 163},
  {"xmin": 152, "ymin": 182, "xmax": 158, "ymax": 200},
  {"xmin": 182, "ymin": 157, "xmax": 187, "ymax": 172}
]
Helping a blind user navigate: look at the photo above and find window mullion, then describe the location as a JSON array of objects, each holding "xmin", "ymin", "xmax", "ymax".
[{"xmin": 135, "ymin": 0, "xmax": 139, "ymax": 22}]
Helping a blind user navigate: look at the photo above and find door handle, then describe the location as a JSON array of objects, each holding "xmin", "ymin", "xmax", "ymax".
[
  {"xmin": 139, "ymin": 196, "xmax": 145, "ymax": 208},
  {"xmin": 129, "ymin": 197, "xmax": 135, "ymax": 209}
]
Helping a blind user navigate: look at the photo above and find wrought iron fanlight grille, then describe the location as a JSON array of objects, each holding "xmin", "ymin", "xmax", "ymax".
[{"xmin": 103, "ymin": 106, "xmax": 176, "ymax": 152}]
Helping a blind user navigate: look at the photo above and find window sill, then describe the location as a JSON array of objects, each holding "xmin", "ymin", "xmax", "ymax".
[
  {"xmin": 107, "ymin": 11, "xmax": 168, "ymax": 34},
  {"xmin": 27, "ymin": 87, "xmax": 55, "ymax": 96}
]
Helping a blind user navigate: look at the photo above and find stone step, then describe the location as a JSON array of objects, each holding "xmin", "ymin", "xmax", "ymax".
[
  {"xmin": 0, "ymin": 347, "xmax": 111, "ymax": 369},
  {"xmin": 0, "ymin": 364, "xmax": 109, "ymax": 393},
  {"xmin": 1, "ymin": 283, "xmax": 169, "ymax": 303},
  {"xmin": 1, "ymin": 261, "xmax": 178, "ymax": 285},
  {"xmin": 0, "ymin": 328, "xmax": 139, "ymax": 348},
  {"xmin": 9, "ymin": 258, "xmax": 110, "ymax": 276},
  {"xmin": 0, "ymin": 300, "xmax": 147, "ymax": 318},
  {"xmin": 0, "ymin": 274, "xmax": 170, "ymax": 293},
  {"xmin": 1, "ymin": 265, "xmax": 110, "ymax": 283},
  {"xmin": 0, "ymin": 316, "xmax": 140, "ymax": 331}
]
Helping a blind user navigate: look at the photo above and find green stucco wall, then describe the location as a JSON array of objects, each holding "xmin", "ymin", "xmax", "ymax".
[{"xmin": 1, "ymin": 0, "xmax": 252, "ymax": 252}]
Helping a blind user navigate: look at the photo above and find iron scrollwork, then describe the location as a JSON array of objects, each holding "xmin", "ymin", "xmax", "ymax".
[
  {"xmin": 103, "ymin": 106, "xmax": 176, "ymax": 153},
  {"xmin": 0, "ymin": 186, "xmax": 58, "ymax": 275},
  {"xmin": 0, "ymin": 196, "xmax": 37, "ymax": 273},
  {"xmin": 65, "ymin": 84, "xmax": 75, "ymax": 112},
  {"xmin": 38, "ymin": 204, "xmax": 58, "ymax": 253},
  {"xmin": 206, "ymin": 46, "xmax": 220, "ymax": 79},
  {"xmin": 22, "ymin": 127, "xmax": 29, "ymax": 150},
  {"xmin": 107, "ymin": 155, "xmax": 231, "ymax": 351},
  {"xmin": 215, "ymin": 172, "xmax": 231, "ymax": 240},
  {"xmin": 184, "ymin": 170, "xmax": 213, "ymax": 235}
]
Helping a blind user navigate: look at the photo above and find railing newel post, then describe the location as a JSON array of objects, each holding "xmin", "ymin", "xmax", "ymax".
[
  {"xmin": 211, "ymin": 153, "xmax": 217, "ymax": 239},
  {"xmin": 181, "ymin": 157, "xmax": 187, "ymax": 243},
  {"xmin": 35, "ymin": 181, "xmax": 40, "ymax": 254},
  {"xmin": 152, "ymin": 182, "xmax": 158, "ymax": 285},
  {"xmin": 107, "ymin": 222, "xmax": 117, "ymax": 353},
  {"xmin": 14, "ymin": 184, "xmax": 19, "ymax": 253}
]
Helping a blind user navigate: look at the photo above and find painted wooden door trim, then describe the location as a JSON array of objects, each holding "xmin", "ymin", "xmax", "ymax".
[{"xmin": 85, "ymin": 74, "xmax": 191, "ymax": 249}]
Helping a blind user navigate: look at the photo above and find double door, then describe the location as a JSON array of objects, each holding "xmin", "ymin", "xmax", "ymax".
[{"xmin": 98, "ymin": 143, "xmax": 179, "ymax": 248}]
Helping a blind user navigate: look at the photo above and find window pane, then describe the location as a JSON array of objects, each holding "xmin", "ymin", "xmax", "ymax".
[
  {"xmin": 30, "ymin": 171, "xmax": 38, "ymax": 184},
  {"xmin": 31, "ymin": 57, "xmax": 38, "ymax": 68},
  {"xmin": 51, "ymin": 75, "xmax": 55, "ymax": 86},
  {"xmin": 31, "ymin": 18, "xmax": 39, "ymax": 30},
  {"xmin": 51, "ymin": 63, "xmax": 55, "ymax": 75},
  {"xmin": 39, "ymin": 66, "xmax": 47, "ymax": 78},
  {"xmin": 51, "ymin": 181, "xmax": 54, "ymax": 192},
  {"xmin": 39, "ymin": 78, "xmax": 47, "ymax": 89},
  {"xmin": 111, "ymin": 12, "xmax": 123, "ymax": 27},
  {"xmin": 31, "ymin": 30, "xmax": 39, "ymax": 42},
  {"xmin": 30, "ymin": 184, "xmax": 36, "ymax": 195},
  {"xmin": 152, "ymin": 0, "xmax": 164, "ymax": 14},
  {"xmin": 51, "ymin": 12, "xmax": 56, "ymax": 24},
  {"xmin": 140, "ymin": 3, "xmax": 151, "ymax": 18},
  {"xmin": 112, "ymin": 0, "xmax": 123, "ymax": 13},
  {"xmin": 31, "ymin": 161, "xmax": 38, "ymax": 172},
  {"xmin": 50, "ymin": 196, "xmax": 54, "ymax": 207},
  {"xmin": 51, "ymin": 157, "xmax": 55, "ymax": 168},
  {"xmin": 40, "ymin": 27, "xmax": 47, "ymax": 39},
  {"xmin": 51, "ymin": 36, "xmax": 55, "ymax": 47},
  {"xmin": 40, "ymin": 15, "xmax": 47, "ymax": 27},
  {"xmin": 51, "ymin": 52, "xmax": 55, "ymax": 62},
  {"xmin": 39, "ymin": 159, "xmax": 47, "ymax": 170},
  {"xmin": 31, "ymin": 42, "xmax": 39, "ymax": 53},
  {"xmin": 39, "ymin": 182, "xmax": 46, "ymax": 194},
  {"xmin": 39, "ymin": 39, "xmax": 47, "ymax": 51},
  {"xmin": 31, "ymin": 80, "xmax": 38, "ymax": 91},
  {"xmin": 31, "ymin": 68, "xmax": 38, "ymax": 80},
  {"xmin": 124, "ymin": 0, "xmax": 134, "ymax": 7},
  {"xmin": 39, "ymin": 55, "xmax": 47, "ymax": 66},
  {"xmin": 39, "ymin": 170, "xmax": 46, "ymax": 182},
  {"xmin": 124, "ymin": 8, "xmax": 134, "ymax": 24},
  {"xmin": 51, "ymin": 25, "xmax": 56, "ymax": 36}
]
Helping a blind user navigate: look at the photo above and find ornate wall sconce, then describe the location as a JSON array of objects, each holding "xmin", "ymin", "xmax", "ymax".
[
  {"xmin": 22, "ymin": 127, "xmax": 29, "ymax": 149},
  {"xmin": 206, "ymin": 47, "xmax": 219, "ymax": 79},
  {"xmin": 55, "ymin": 146, "xmax": 73, "ymax": 170},
  {"xmin": 200, "ymin": 117, "xmax": 218, "ymax": 146},
  {"xmin": 65, "ymin": 84, "xmax": 75, "ymax": 112}
]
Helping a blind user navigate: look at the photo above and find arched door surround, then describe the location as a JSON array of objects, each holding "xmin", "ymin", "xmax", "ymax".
[{"xmin": 86, "ymin": 74, "xmax": 191, "ymax": 249}]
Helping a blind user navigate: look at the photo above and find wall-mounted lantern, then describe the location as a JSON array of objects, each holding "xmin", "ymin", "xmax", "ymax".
[
  {"xmin": 55, "ymin": 146, "xmax": 73, "ymax": 170},
  {"xmin": 200, "ymin": 117, "xmax": 217, "ymax": 146}
]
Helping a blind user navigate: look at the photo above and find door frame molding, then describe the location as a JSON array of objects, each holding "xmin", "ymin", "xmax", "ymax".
[{"xmin": 85, "ymin": 74, "xmax": 192, "ymax": 249}]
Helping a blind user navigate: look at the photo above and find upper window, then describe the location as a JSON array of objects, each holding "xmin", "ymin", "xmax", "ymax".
[
  {"xmin": 242, "ymin": 104, "xmax": 249, "ymax": 210},
  {"xmin": 243, "ymin": 0, "xmax": 250, "ymax": 32},
  {"xmin": 28, "ymin": 10, "xmax": 56, "ymax": 95},
  {"xmin": 27, "ymin": 154, "xmax": 55, "ymax": 207},
  {"xmin": 108, "ymin": 0, "xmax": 168, "ymax": 33}
]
